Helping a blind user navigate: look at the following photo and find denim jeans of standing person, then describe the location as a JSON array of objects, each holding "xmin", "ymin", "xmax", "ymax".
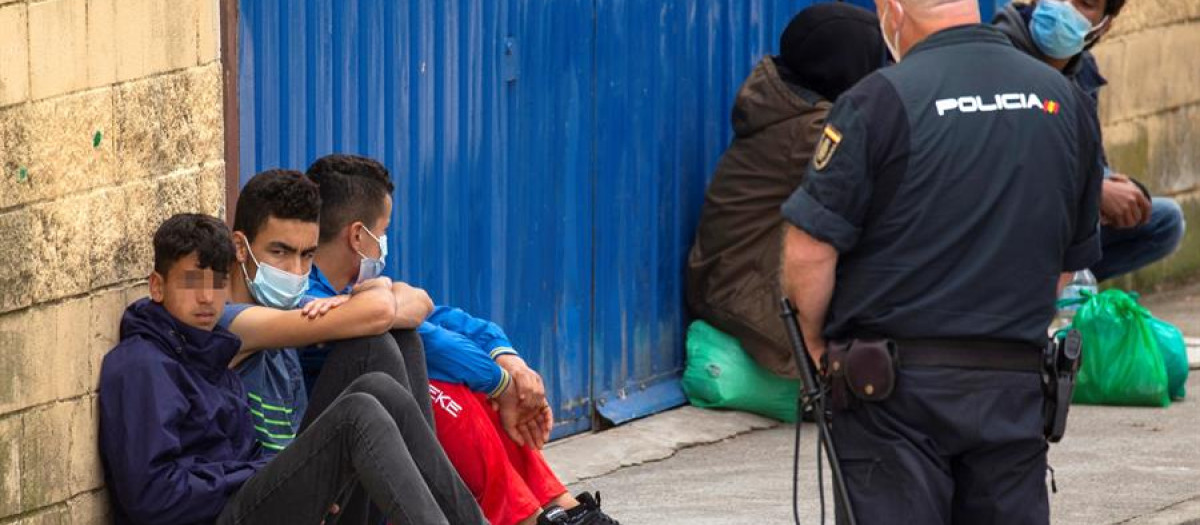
[
  {"xmin": 1093, "ymin": 197, "xmax": 1186, "ymax": 281},
  {"xmin": 832, "ymin": 367, "xmax": 1049, "ymax": 525},
  {"xmin": 215, "ymin": 372, "xmax": 485, "ymax": 525}
]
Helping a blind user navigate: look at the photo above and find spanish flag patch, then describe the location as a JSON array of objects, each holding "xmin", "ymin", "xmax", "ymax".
[{"xmin": 813, "ymin": 125, "xmax": 842, "ymax": 170}]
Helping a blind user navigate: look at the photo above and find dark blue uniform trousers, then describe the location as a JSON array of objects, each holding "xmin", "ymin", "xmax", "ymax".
[{"xmin": 832, "ymin": 367, "xmax": 1049, "ymax": 525}]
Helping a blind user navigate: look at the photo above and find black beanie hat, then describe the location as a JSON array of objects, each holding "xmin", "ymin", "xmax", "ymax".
[{"xmin": 778, "ymin": 2, "xmax": 888, "ymax": 102}]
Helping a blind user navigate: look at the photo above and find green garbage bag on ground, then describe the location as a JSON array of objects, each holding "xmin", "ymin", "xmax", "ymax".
[
  {"xmin": 681, "ymin": 320, "xmax": 802, "ymax": 422},
  {"xmin": 1148, "ymin": 316, "xmax": 1189, "ymax": 400},
  {"xmin": 1072, "ymin": 289, "xmax": 1170, "ymax": 407}
]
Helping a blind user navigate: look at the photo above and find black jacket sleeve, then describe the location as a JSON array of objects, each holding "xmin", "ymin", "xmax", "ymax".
[{"xmin": 1062, "ymin": 84, "xmax": 1104, "ymax": 272}]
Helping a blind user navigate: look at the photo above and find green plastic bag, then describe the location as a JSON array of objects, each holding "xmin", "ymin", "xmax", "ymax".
[
  {"xmin": 681, "ymin": 320, "xmax": 802, "ymax": 422},
  {"xmin": 1148, "ymin": 317, "xmax": 1189, "ymax": 400},
  {"xmin": 1072, "ymin": 289, "xmax": 1170, "ymax": 407}
]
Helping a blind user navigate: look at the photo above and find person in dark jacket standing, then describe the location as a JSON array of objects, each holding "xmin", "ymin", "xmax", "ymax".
[
  {"xmin": 780, "ymin": 0, "xmax": 1102, "ymax": 521},
  {"xmin": 994, "ymin": 0, "xmax": 1186, "ymax": 281},
  {"xmin": 686, "ymin": 3, "xmax": 887, "ymax": 377},
  {"xmin": 97, "ymin": 213, "xmax": 484, "ymax": 525}
]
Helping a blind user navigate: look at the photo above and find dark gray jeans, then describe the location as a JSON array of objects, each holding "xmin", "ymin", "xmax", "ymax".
[
  {"xmin": 301, "ymin": 331, "xmax": 445, "ymax": 524},
  {"xmin": 302, "ymin": 329, "xmax": 434, "ymax": 431},
  {"xmin": 215, "ymin": 372, "xmax": 484, "ymax": 525}
]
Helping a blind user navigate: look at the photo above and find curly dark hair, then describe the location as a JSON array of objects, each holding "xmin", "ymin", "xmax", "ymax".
[
  {"xmin": 305, "ymin": 154, "xmax": 395, "ymax": 243},
  {"xmin": 233, "ymin": 169, "xmax": 322, "ymax": 242},
  {"xmin": 153, "ymin": 213, "xmax": 236, "ymax": 275}
]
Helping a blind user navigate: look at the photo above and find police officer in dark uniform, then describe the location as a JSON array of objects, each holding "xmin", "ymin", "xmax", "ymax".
[{"xmin": 778, "ymin": 0, "xmax": 1103, "ymax": 521}]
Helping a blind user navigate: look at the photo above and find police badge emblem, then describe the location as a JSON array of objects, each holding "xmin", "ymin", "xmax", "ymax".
[{"xmin": 814, "ymin": 125, "xmax": 842, "ymax": 170}]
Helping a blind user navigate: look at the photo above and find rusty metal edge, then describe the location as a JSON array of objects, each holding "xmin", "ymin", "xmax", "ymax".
[{"xmin": 220, "ymin": 0, "xmax": 239, "ymax": 225}]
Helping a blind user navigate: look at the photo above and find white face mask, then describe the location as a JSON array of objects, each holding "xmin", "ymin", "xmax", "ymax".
[
  {"xmin": 355, "ymin": 226, "xmax": 388, "ymax": 284},
  {"xmin": 880, "ymin": 0, "xmax": 903, "ymax": 62}
]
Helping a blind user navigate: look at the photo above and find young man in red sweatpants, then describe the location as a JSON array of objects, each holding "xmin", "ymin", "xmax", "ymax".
[{"xmin": 303, "ymin": 154, "xmax": 619, "ymax": 525}]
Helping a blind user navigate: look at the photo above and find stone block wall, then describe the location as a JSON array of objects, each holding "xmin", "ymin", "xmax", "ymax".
[
  {"xmin": 0, "ymin": 0, "xmax": 1195, "ymax": 522},
  {"xmin": 1092, "ymin": 0, "xmax": 1200, "ymax": 290},
  {"xmin": 0, "ymin": 0, "xmax": 223, "ymax": 522}
]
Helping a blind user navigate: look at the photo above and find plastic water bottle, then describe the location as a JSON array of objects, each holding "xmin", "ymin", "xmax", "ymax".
[{"xmin": 1053, "ymin": 269, "xmax": 1098, "ymax": 332}]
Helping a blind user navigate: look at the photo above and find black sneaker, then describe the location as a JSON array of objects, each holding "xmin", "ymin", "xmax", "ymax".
[
  {"xmin": 554, "ymin": 492, "xmax": 620, "ymax": 525},
  {"xmin": 537, "ymin": 505, "xmax": 571, "ymax": 525}
]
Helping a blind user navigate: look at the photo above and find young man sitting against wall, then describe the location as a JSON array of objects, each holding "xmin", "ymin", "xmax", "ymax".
[
  {"xmin": 218, "ymin": 169, "xmax": 482, "ymax": 523},
  {"xmin": 303, "ymin": 153, "xmax": 620, "ymax": 525},
  {"xmin": 98, "ymin": 213, "xmax": 484, "ymax": 525}
]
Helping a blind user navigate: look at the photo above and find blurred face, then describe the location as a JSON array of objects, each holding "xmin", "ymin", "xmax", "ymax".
[
  {"xmin": 235, "ymin": 217, "xmax": 320, "ymax": 279},
  {"xmin": 150, "ymin": 252, "xmax": 229, "ymax": 331}
]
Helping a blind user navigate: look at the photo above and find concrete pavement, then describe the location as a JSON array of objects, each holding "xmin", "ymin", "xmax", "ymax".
[
  {"xmin": 547, "ymin": 282, "xmax": 1200, "ymax": 524},
  {"xmin": 554, "ymin": 381, "xmax": 1200, "ymax": 525}
]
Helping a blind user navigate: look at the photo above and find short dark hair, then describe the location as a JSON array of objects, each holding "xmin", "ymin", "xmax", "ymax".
[
  {"xmin": 1104, "ymin": 0, "xmax": 1126, "ymax": 17},
  {"xmin": 305, "ymin": 154, "xmax": 395, "ymax": 243},
  {"xmin": 153, "ymin": 213, "xmax": 236, "ymax": 276},
  {"xmin": 233, "ymin": 169, "xmax": 322, "ymax": 242}
]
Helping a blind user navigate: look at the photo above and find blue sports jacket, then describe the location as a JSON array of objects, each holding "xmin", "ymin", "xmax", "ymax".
[{"xmin": 302, "ymin": 265, "xmax": 517, "ymax": 396}]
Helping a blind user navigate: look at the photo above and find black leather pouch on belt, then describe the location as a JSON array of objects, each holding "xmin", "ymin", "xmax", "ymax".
[{"xmin": 825, "ymin": 339, "xmax": 898, "ymax": 409}]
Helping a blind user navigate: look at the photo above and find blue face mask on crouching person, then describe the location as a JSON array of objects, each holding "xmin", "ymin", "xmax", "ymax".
[{"xmin": 1030, "ymin": 0, "xmax": 1094, "ymax": 59}]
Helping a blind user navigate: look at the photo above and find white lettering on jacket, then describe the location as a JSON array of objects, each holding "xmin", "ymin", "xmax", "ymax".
[{"xmin": 935, "ymin": 93, "xmax": 1048, "ymax": 116}]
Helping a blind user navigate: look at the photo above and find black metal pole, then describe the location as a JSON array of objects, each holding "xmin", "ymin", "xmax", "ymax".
[{"xmin": 780, "ymin": 298, "xmax": 857, "ymax": 525}]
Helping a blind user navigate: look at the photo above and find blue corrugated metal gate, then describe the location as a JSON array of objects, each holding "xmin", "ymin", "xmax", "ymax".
[
  {"xmin": 588, "ymin": 1, "xmax": 811, "ymax": 421},
  {"xmin": 240, "ymin": 0, "xmax": 603, "ymax": 437},
  {"xmin": 237, "ymin": 0, "xmax": 1003, "ymax": 438},
  {"xmin": 238, "ymin": 0, "xmax": 807, "ymax": 438}
]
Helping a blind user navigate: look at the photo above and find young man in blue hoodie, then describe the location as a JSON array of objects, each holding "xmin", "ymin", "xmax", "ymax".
[
  {"xmin": 304, "ymin": 154, "xmax": 619, "ymax": 525},
  {"xmin": 98, "ymin": 213, "xmax": 485, "ymax": 525}
]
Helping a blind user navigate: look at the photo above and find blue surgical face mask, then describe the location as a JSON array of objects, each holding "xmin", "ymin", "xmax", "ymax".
[
  {"xmin": 1031, "ymin": 0, "xmax": 1093, "ymax": 59},
  {"xmin": 240, "ymin": 237, "xmax": 310, "ymax": 309},
  {"xmin": 356, "ymin": 226, "xmax": 388, "ymax": 284}
]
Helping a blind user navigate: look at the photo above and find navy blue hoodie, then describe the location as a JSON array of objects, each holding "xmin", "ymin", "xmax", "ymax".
[{"xmin": 99, "ymin": 298, "xmax": 268, "ymax": 525}]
